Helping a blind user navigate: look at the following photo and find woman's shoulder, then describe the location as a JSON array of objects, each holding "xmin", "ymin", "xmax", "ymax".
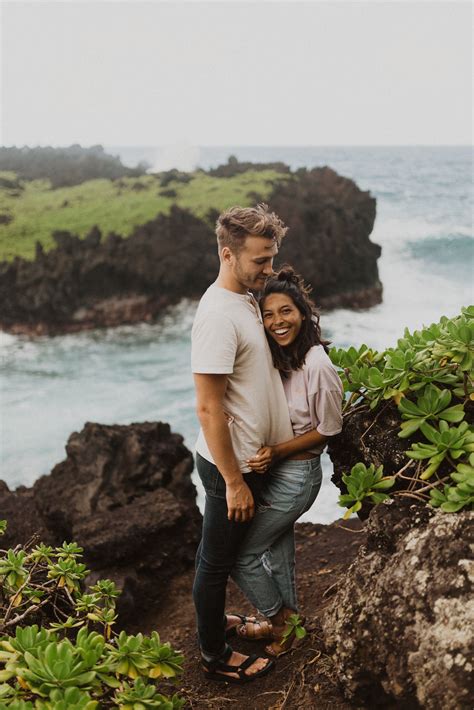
[
  {"xmin": 304, "ymin": 344, "xmax": 333, "ymax": 368},
  {"xmin": 304, "ymin": 345, "xmax": 342, "ymax": 388}
]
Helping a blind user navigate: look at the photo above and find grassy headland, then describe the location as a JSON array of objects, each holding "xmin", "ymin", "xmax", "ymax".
[{"xmin": 0, "ymin": 169, "xmax": 290, "ymax": 261}]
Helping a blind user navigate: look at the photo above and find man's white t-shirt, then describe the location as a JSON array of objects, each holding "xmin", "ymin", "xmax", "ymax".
[{"xmin": 191, "ymin": 284, "xmax": 293, "ymax": 473}]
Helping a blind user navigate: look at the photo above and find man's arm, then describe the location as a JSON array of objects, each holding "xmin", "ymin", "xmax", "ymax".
[
  {"xmin": 246, "ymin": 430, "xmax": 328, "ymax": 472},
  {"xmin": 194, "ymin": 373, "xmax": 255, "ymax": 523}
]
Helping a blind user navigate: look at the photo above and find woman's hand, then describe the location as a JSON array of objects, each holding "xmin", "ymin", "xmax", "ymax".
[{"xmin": 247, "ymin": 446, "xmax": 280, "ymax": 474}]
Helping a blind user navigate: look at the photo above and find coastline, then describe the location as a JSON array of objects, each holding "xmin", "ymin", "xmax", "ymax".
[{"xmin": 0, "ymin": 283, "xmax": 383, "ymax": 337}]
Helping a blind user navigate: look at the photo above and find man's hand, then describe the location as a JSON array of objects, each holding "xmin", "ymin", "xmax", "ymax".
[
  {"xmin": 247, "ymin": 446, "xmax": 279, "ymax": 474},
  {"xmin": 226, "ymin": 480, "xmax": 255, "ymax": 522}
]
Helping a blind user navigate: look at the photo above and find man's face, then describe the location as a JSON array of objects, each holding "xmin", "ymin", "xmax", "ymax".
[{"xmin": 230, "ymin": 235, "xmax": 278, "ymax": 291}]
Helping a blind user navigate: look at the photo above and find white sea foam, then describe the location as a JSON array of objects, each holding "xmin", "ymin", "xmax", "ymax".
[{"xmin": 0, "ymin": 331, "xmax": 17, "ymax": 349}]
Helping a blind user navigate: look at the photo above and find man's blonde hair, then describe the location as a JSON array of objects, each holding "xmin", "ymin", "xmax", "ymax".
[{"xmin": 216, "ymin": 203, "xmax": 288, "ymax": 254}]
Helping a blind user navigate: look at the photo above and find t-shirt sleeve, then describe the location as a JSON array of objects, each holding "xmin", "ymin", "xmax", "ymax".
[
  {"xmin": 306, "ymin": 350, "xmax": 344, "ymax": 436},
  {"xmin": 191, "ymin": 310, "xmax": 238, "ymax": 374}
]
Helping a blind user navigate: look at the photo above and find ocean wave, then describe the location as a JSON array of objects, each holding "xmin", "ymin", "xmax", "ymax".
[
  {"xmin": 374, "ymin": 215, "xmax": 472, "ymax": 245},
  {"xmin": 404, "ymin": 234, "xmax": 474, "ymax": 277}
]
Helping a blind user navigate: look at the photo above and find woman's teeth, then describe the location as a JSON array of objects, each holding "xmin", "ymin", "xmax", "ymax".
[{"xmin": 274, "ymin": 328, "xmax": 289, "ymax": 335}]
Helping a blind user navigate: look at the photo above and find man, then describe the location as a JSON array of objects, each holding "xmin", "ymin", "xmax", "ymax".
[{"xmin": 191, "ymin": 204, "xmax": 294, "ymax": 683}]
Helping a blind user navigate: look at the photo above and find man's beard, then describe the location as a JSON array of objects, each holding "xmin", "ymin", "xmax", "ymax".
[{"xmin": 232, "ymin": 262, "xmax": 266, "ymax": 292}]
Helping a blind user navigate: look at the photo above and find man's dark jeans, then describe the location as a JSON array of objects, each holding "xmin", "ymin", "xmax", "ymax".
[{"xmin": 193, "ymin": 452, "xmax": 264, "ymax": 657}]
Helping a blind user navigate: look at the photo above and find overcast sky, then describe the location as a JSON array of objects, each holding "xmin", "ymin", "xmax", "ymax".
[{"xmin": 1, "ymin": 0, "xmax": 472, "ymax": 147}]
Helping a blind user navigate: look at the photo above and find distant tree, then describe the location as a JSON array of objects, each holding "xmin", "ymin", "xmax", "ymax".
[
  {"xmin": 209, "ymin": 156, "xmax": 290, "ymax": 178},
  {"xmin": 0, "ymin": 145, "xmax": 148, "ymax": 188}
]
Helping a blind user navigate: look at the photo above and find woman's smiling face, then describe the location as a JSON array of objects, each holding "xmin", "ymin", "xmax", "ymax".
[{"xmin": 262, "ymin": 292, "xmax": 304, "ymax": 347}]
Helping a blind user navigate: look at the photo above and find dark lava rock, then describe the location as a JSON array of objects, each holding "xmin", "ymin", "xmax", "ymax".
[
  {"xmin": 274, "ymin": 166, "xmax": 381, "ymax": 309},
  {"xmin": 328, "ymin": 401, "xmax": 409, "ymax": 488},
  {"xmin": 0, "ymin": 166, "xmax": 381, "ymax": 335},
  {"xmin": 328, "ymin": 401, "xmax": 418, "ymax": 522},
  {"xmin": 0, "ymin": 422, "xmax": 201, "ymax": 622},
  {"xmin": 322, "ymin": 499, "xmax": 474, "ymax": 709}
]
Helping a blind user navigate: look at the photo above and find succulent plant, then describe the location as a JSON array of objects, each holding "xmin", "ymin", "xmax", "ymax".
[
  {"xmin": 0, "ymin": 530, "xmax": 184, "ymax": 709},
  {"xmin": 338, "ymin": 463, "xmax": 395, "ymax": 518},
  {"xmin": 113, "ymin": 677, "xmax": 185, "ymax": 709},
  {"xmin": 332, "ymin": 308, "xmax": 474, "ymax": 516}
]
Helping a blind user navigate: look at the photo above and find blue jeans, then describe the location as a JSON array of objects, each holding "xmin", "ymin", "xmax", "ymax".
[
  {"xmin": 192, "ymin": 452, "xmax": 265, "ymax": 657},
  {"xmin": 231, "ymin": 457, "xmax": 322, "ymax": 617}
]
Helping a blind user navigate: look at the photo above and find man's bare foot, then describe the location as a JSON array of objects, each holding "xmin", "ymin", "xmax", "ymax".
[
  {"xmin": 202, "ymin": 649, "xmax": 273, "ymax": 683},
  {"xmin": 220, "ymin": 651, "xmax": 270, "ymax": 679}
]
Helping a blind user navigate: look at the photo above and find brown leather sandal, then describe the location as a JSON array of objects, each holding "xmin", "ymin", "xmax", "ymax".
[
  {"xmin": 225, "ymin": 613, "xmax": 273, "ymax": 641},
  {"xmin": 265, "ymin": 614, "xmax": 307, "ymax": 657}
]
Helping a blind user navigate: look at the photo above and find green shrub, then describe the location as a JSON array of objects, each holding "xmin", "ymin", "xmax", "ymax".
[
  {"xmin": 338, "ymin": 463, "xmax": 395, "ymax": 519},
  {"xmin": 0, "ymin": 523, "xmax": 184, "ymax": 708},
  {"xmin": 331, "ymin": 307, "xmax": 474, "ymax": 516}
]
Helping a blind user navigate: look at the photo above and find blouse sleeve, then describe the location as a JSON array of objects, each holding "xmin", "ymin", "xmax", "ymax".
[{"xmin": 306, "ymin": 349, "xmax": 344, "ymax": 436}]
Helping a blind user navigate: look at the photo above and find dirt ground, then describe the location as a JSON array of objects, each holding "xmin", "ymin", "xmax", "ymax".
[{"xmin": 132, "ymin": 518, "xmax": 368, "ymax": 710}]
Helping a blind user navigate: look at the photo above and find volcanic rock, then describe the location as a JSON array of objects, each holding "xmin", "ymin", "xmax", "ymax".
[
  {"xmin": 322, "ymin": 499, "xmax": 474, "ymax": 709},
  {"xmin": 0, "ymin": 422, "xmax": 201, "ymax": 622},
  {"xmin": 274, "ymin": 166, "xmax": 382, "ymax": 308},
  {"xmin": 0, "ymin": 165, "xmax": 381, "ymax": 334}
]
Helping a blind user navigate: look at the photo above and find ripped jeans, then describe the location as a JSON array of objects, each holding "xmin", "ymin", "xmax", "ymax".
[{"xmin": 231, "ymin": 456, "xmax": 322, "ymax": 617}]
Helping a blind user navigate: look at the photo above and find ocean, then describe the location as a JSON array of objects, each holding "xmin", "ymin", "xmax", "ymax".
[{"xmin": 1, "ymin": 146, "xmax": 472, "ymax": 523}]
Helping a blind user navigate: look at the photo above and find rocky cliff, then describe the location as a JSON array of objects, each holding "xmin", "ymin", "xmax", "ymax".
[
  {"xmin": 0, "ymin": 165, "xmax": 381, "ymax": 334},
  {"xmin": 0, "ymin": 422, "xmax": 201, "ymax": 622}
]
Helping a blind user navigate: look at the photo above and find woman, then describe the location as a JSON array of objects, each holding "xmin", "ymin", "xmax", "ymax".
[{"xmin": 230, "ymin": 266, "xmax": 343, "ymax": 656}]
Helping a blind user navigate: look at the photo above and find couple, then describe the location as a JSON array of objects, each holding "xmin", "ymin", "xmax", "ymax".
[{"xmin": 191, "ymin": 204, "xmax": 343, "ymax": 684}]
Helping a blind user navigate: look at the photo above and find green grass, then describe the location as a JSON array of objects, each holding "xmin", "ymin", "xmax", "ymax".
[{"xmin": 0, "ymin": 170, "xmax": 290, "ymax": 261}]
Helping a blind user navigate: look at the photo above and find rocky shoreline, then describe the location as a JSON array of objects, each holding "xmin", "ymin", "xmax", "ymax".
[
  {"xmin": 1, "ymin": 420, "xmax": 472, "ymax": 709},
  {"xmin": 0, "ymin": 166, "xmax": 382, "ymax": 335}
]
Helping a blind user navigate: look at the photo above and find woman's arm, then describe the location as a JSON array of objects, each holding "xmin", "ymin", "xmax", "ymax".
[
  {"xmin": 248, "ymin": 352, "xmax": 343, "ymax": 472},
  {"xmin": 246, "ymin": 430, "xmax": 328, "ymax": 473}
]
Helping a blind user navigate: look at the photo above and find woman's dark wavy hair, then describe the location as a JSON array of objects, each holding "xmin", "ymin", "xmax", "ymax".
[{"xmin": 260, "ymin": 266, "xmax": 329, "ymax": 374}]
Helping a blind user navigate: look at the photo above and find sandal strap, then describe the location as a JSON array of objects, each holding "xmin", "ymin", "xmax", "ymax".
[
  {"xmin": 227, "ymin": 612, "xmax": 257, "ymax": 625},
  {"xmin": 226, "ymin": 654, "xmax": 265, "ymax": 681},
  {"xmin": 203, "ymin": 650, "xmax": 268, "ymax": 678},
  {"xmin": 201, "ymin": 643, "xmax": 232, "ymax": 671},
  {"xmin": 243, "ymin": 619, "xmax": 272, "ymax": 639},
  {"xmin": 238, "ymin": 654, "xmax": 259, "ymax": 671}
]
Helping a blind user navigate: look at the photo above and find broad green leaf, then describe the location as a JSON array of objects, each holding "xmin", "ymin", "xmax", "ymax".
[
  {"xmin": 439, "ymin": 405, "xmax": 465, "ymax": 423},
  {"xmin": 429, "ymin": 487, "xmax": 446, "ymax": 501},
  {"xmin": 398, "ymin": 419, "xmax": 424, "ymax": 438},
  {"xmin": 419, "ymin": 421, "xmax": 439, "ymax": 444},
  {"xmin": 294, "ymin": 626, "xmax": 307, "ymax": 639},
  {"xmin": 441, "ymin": 500, "xmax": 466, "ymax": 513},
  {"xmin": 399, "ymin": 399, "xmax": 423, "ymax": 417},
  {"xmin": 372, "ymin": 478, "xmax": 396, "ymax": 490}
]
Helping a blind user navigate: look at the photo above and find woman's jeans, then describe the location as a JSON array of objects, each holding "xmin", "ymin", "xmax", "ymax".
[
  {"xmin": 193, "ymin": 452, "xmax": 265, "ymax": 657},
  {"xmin": 231, "ymin": 456, "xmax": 322, "ymax": 617}
]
